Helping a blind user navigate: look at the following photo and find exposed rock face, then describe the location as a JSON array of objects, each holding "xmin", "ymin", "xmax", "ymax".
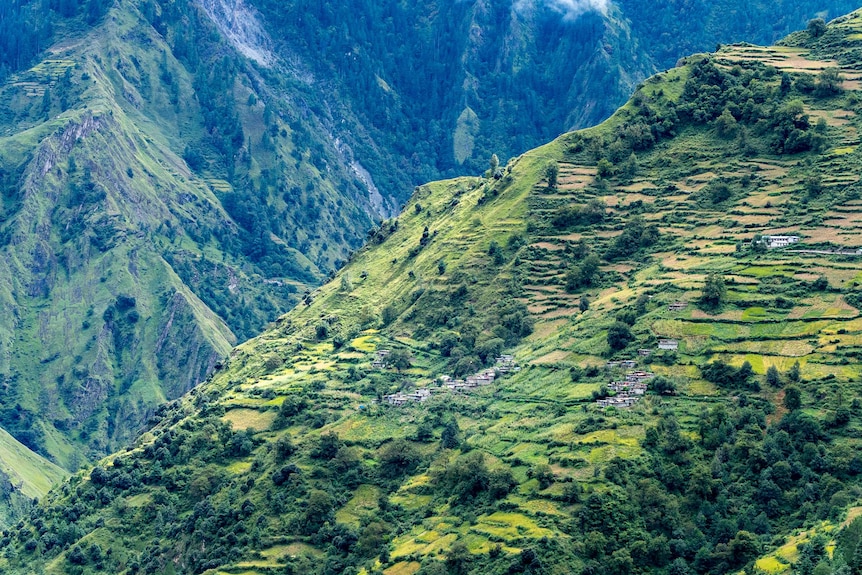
[{"xmin": 196, "ymin": 0, "xmax": 274, "ymax": 66}]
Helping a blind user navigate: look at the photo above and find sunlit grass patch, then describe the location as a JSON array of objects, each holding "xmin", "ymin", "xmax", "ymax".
[
  {"xmin": 335, "ymin": 485, "xmax": 380, "ymax": 527},
  {"xmin": 390, "ymin": 494, "xmax": 432, "ymax": 510},
  {"xmin": 351, "ymin": 335, "xmax": 377, "ymax": 352},
  {"xmin": 226, "ymin": 461, "xmax": 252, "ymax": 474},
  {"xmin": 519, "ymin": 498, "xmax": 565, "ymax": 516},
  {"xmin": 125, "ymin": 493, "xmax": 151, "ymax": 508},
  {"xmin": 755, "ymin": 556, "xmax": 790, "ymax": 574},
  {"xmin": 741, "ymin": 306, "xmax": 767, "ymax": 320},
  {"xmin": 222, "ymin": 408, "xmax": 277, "ymax": 431},
  {"xmin": 383, "ymin": 561, "xmax": 421, "ymax": 575},
  {"xmin": 392, "ymin": 532, "xmax": 458, "ymax": 558},
  {"xmin": 575, "ymin": 428, "xmax": 640, "ymax": 447},
  {"xmin": 328, "ymin": 416, "xmax": 415, "ymax": 443},
  {"xmin": 473, "ymin": 512, "xmax": 555, "ymax": 539},
  {"xmin": 587, "ymin": 443, "xmax": 642, "ymax": 465}
]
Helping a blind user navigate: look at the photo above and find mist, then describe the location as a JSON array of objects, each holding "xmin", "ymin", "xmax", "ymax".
[{"xmin": 515, "ymin": 0, "xmax": 610, "ymax": 20}]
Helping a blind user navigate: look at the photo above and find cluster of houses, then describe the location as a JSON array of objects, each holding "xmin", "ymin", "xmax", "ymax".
[
  {"xmin": 381, "ymin": 354, "xmax": 520, "ymax": 407},
  {"xmin": 613, "ymin": 340, "xmax": 679, "ymax": 364},
  {"xmin": 606, "ymin": 359, "xmax": 637, "ymax": 369},
  {"xmin": 596, "ymin": 395, "xmax": 641, "ymax": 409},
  {"xmin": 596, "ymin": 370, "xmax": 655, "ymax": 409},
  {"xmin": 440, "ymin": 370, "xmax": 495, "ymax": 392},
  {"xmin": 382, "ymin": 388, "xmax": 431, "ymax": 406}
]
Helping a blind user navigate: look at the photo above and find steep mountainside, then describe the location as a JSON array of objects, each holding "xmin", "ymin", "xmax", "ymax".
[
  {"xmin": 0, "ymin": 0, "xmax": 853, "ymax": 474},
  {"xmin": 242, "ymin": 0, "xmax": 861, "ymax": 179},
  {"xmin": 0, "ymin": 427, "xmax": 65, "ymax": 528},
  {"xmin": 6, "ymin": 10, "xmax": 862, "ymax": 574},
  {"xmin": 0, "ymin": 0, "xmax": 859, "ymax": 541},
  {"xmin": 0, "ymin": 0, "xmax": 394, "ymax": 469},
  {"xmin": 618, "ymin": 0, "xmax": 861, "ymax": 69}
]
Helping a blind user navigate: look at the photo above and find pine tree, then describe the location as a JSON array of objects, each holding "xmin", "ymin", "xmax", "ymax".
[
  {"xmin": 784, "ymin": 386, "xmax": 802, "ymax": 411},
  {"xmin": 441, "ymin": 419, "xmax": 461, "ymax": 449},
  {"xmin": 788, "ymin": 361, "xmax": 801, "ymax": 382},
  {"xmin": 766, "ymin": 365, "xmax": 781, "ymax": 387},
  {"xmin": 41, "ymin": 87, "xmax": 52, "ymax": 119},
  {"xmin": 339, "ymin": 273, "xmax": 352, "ymax": 292}
]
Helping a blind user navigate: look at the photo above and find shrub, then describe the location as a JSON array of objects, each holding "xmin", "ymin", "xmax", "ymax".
[
  {"xmin": 379, "ymin": 439, "xmax": 421, "ymax": 478},
  {"xmin": 565, "ymin": 254, "xmax": 601, "ymax": 292},
  {"xmin": 274, "ymin": 436, "xmax": 295, "ymax": 461},
  {"xmin": 597, "ymin": 159, "xmax": 614, "ymax": 178},
  {"xmin": 263, "ymin": 354, "xmax": 283, "ymax": 372},
  {"xmin": 784, "ymin": 386, "xmax": 802, "ymax": 411},
  {"xmin": 529, "ymin": 464, "xmax": 555, "ymax": 489},
  {"xmin": 787, "ymin": 361, "xmax": 801, "ymax": 382},
  {"xmin": 605, "ymin": 216, "xmax": 659, "ymax": 260},
  {"xmin": 766, "ymin": 365, "xmax": 781, "ymax": 388},
  {"xmin": 311, "ymin": 432, "xmax": 341, "ymax": 460},
  {"xmin": 699, "ymin": 273, "xmax": 726, "ymax": 310},
  {"xmin": 807, "ymin": 18, "xmax": 827, "ymax": 38},
  {"xmin": 381, "ymin": 304, "xmax": 398, "ymax": 325},
  {"xmin": 607, "ymin": 322, "xmax": 634, "ymax": 351},
  {"xmin": 652, "ymin": 376, "xmax": 677, "ymax": 395},
  {"xmin": 815, "ymin": 68, "xmax": 843, "ymax": 98},
  {"xmin": 701, "ymin": 359, "xmax": 758, "ymax": 390},
  {"xmin": 545, "ymin": 162, "xmax": 559, "ymax": 189}
]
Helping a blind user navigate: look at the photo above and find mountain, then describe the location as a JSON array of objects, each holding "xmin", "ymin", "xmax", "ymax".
[
  {"xmin": 0, "ymin": 0, "xmax": 396, "ymax": 469},
  {"xmin": 0, "ymin": 0, "xmax": 855, "ymax": 474},
  {"xmin": 229, "ymin": 0, "xmax": 862, "ymax": 177},
  {"xmin": 4, "ymin": 9, "xmax": 862, "ymax": 574}
]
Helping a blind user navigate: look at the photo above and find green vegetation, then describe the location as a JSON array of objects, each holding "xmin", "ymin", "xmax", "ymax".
[
  {"xmin": 0, "ymin": 0, "xmax": 388, "ymax": 475},
  {"xmin": 699, "ymin": 273, "xmax": 728, "ymax": 311},
  {"xmin": 4, "ymin": 11, "xmax": 862, "ymax": 573},
  {"xmin": 3, "ymin": 1, "xmax": 862, "ymax": 572},
  {"xmin": 0, "ymin": 0, "xmax": 853, "ymax": 494}
]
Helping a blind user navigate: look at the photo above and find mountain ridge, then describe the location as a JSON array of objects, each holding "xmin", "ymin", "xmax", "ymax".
[{"xmin": 4, "ymin": 9, "xmax": 862, "ymax": 573}]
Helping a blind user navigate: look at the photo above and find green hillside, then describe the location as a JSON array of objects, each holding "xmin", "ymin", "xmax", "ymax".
[
  {"xmin": 0, "ymin": 0, "xmax": 390, "ymax": 470},
  {"xmin": 7, "ymin": 8, "xmax": 862, "ymax": 575},
  {"xmin": 0, "ymin": 0, "xmax": 852, "ymax": 477}
]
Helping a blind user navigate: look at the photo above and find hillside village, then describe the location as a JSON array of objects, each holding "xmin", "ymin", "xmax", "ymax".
[
  {"xmin": 369, "ymin": 292, "xmax": 696, "ymax": 411},
  {"xmin": 373, "ymin": 341, "xmax": 682, "ymax": 410},
  {"xmin": 377, "ymin": 352, "xmax": 520, "ymax": 406}
]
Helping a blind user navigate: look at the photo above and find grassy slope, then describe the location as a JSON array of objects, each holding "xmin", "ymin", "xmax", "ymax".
[
  {"xmin": 6, "ymin": 10, "xmax": 862, "ymax": 575},
  {"xmin": 0, "ymin": 427, "xmax": 66, "ymax": 526}
]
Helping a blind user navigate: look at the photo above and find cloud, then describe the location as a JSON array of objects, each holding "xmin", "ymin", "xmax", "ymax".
[{"xmin": 515, "ymin": 0, "xmax": 610, "ymax": 21}]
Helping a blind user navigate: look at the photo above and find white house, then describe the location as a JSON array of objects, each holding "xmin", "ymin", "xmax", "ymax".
[
  {"xmin": 658, "ymin": 339, "xmax": 679, "ymax": 351},
  {"xmin": 762, "ymin": 235, "xmax": 800, "ymax": 249}
]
